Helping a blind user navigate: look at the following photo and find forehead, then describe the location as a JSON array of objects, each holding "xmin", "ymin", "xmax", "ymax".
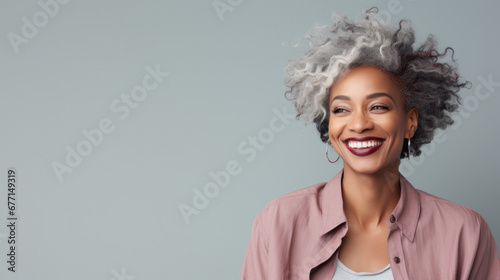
[{"xmin": 329, "ymin": 65, "xmax": 403, "ymax": 103}]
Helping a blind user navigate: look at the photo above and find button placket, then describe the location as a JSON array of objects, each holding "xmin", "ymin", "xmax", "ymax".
[{"xmin": 387, "ymin": 228, "xmax": 410, "ymax": 280}]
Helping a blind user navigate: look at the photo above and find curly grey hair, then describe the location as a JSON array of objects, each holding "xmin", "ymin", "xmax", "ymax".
[{"xmin": 284, "ymin": 7, "xmax": 469, "ymax": 158}]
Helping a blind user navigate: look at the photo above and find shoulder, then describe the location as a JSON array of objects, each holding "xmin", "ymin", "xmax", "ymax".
[
  {"xmin": 415, "ymin": 188, "xmax": 500, "ymax": 273},
  {"xmin": 415, "ymin": 188, "xmax": 484, "ymax": 230},
  {"xmin": 269, "ymin": 181, "xmax": 327, "ymax": 205},
  {"xmin": 254, "ymin": 181, "xmax": 327, "ymax": 225}
]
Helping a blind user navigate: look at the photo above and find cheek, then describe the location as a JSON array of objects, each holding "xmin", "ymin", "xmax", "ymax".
[
  {"xmin": 380, "ymin": 114, "xmax": 406, "ymax": 135},
  {"xmin": 380, "ymin": 116, "xmax": 407, "ymax": 153},
  {"xmin": 327, "ymin": 118, "xmax": 347, "ymax": 151},
  {"xmin": 381, "ymin": 120, "xmax": 400, "ymax": 135},
  {"xmin": 328, "ymin": 117, "xmax": 340, "ymax": 137}
]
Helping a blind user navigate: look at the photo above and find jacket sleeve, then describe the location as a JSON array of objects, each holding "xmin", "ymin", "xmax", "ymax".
[
  {"xmin": 469, "ymin": 214, "xmax": 500, "ymax": 279},
  {"xmin": 240, "ymin": 212, "xmax": 269, "ymax": 280}
]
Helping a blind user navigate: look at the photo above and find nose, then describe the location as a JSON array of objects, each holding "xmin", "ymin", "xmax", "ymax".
[{"xmin": 347, "ymin": 110, "xmax": 374, "ymax": 133}]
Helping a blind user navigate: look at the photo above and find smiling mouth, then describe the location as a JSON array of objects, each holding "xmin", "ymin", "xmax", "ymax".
[
  {"xmin": 345, "ymin": 140, "xmax": 384, "ymax": 149},
  {"xmin": 342, "ymin": 138, "xmax": 385, "ymax": 156}
]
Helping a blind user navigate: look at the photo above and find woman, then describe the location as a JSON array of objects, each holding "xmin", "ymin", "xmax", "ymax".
[{"xmin": 240, "ymin": 8, "xmax": 500, "ymax": 280}]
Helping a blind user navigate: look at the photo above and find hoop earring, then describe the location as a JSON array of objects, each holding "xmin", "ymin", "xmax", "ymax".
[
  {"xmin": 326, "ymin": 139, "xmax": 340, "ymax": 163},
  {"xmin": 407, "ymin": 138, "xmax": 411, "ymax": 160}
]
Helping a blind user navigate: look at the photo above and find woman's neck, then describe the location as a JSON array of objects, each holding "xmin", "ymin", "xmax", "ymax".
[{"xmin": 341, "ymin": 167, "xmax": 401, "ymax": 231}]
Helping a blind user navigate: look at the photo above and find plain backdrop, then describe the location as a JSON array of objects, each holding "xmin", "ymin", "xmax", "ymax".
[{"xmin": 1, "ymin": 0, "xmax": 499, "ymax": 279}]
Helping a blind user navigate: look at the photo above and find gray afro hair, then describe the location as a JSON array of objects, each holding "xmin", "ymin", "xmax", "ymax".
[{"xmin": 284, "ymin": 7, "xmax": 469, "ymax": 158}]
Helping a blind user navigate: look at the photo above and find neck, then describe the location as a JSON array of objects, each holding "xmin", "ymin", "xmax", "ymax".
[{"xmin": 341, "ymin": 166, "xmax": 401, "ymax": 231}]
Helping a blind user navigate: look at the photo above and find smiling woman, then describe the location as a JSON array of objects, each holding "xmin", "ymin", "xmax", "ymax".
[{"xmin": 240, "ymin": 7, "xmax": 500, "ymax": 280}]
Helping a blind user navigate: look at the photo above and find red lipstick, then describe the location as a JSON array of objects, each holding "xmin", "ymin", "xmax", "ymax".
[{"xmin": 343, "ymin": 137, "xmax": 385, "ymax": 157}]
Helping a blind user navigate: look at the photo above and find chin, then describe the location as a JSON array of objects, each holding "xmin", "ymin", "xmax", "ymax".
[
  {"xmin": 347, "ymin": 166, "xmax": 382, "ymax": 176},
  {"xmin": 344, "ymin": 159, "xmax": 395, "ymax": 176}
]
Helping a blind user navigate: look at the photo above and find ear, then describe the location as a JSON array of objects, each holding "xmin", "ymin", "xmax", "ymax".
[{"xmin": 405, "ymin": 107, "xmax": 418, "ymax": 139}]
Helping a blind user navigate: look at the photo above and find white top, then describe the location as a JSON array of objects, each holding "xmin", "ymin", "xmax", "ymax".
[{"xmin": 332, "ymin": 258, "xmax": 394, "ymax": 280}]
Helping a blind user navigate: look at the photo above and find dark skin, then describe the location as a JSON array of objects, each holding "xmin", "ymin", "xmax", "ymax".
[{"xmin": 328, "ymin": 66, "xmax": 418, "ymax": 272}]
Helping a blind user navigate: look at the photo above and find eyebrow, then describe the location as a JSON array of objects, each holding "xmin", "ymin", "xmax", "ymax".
[{"xmin": 330, "ymin": 92, "xmax": 396, "ymax": 104}]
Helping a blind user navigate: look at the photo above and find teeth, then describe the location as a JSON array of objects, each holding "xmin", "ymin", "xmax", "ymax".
[{"xmin": 347, "ymin": 140, "xmax": 382, "ymax": 149}]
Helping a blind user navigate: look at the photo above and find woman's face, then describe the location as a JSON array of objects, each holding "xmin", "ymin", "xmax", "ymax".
[{"xmin": 328, "ymin": 65, "xmax": 417, "ymax": 176}]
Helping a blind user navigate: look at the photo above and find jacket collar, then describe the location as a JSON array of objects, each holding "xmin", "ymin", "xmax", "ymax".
[{"xmin": 320, "ymin": 169, "xmax": 421, "ymax": 242}]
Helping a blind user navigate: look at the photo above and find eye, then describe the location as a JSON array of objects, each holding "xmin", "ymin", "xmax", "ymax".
[
  {"xmin": 332, "ymin": 107, "xmax": 348, "ymax": 114},
  {"xmin": 370, "ymin": 104, "xmax": 389, "ymax": 111}
]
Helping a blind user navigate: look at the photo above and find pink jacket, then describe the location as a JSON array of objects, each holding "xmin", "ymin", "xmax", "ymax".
[{"xmin": 241, "ymin": 169, "xmax": 500, "ymax": 279}]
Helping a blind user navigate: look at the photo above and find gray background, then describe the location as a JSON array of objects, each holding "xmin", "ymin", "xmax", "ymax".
[{"xmin": 1, "ymin": 0, "xmax": 499, "ymax": 279}]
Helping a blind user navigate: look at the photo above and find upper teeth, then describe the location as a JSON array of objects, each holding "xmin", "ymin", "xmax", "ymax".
[{"xmin": 347, "ymin": 140, "xmax": 383, "ymax": 148}]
